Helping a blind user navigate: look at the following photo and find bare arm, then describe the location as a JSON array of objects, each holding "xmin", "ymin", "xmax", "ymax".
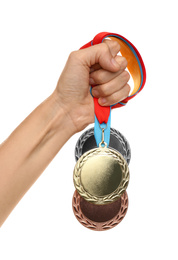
[
  {"xmin": 0, "ymin": 92, "xmax": 76, "ymax": 226},
  {"xmin": 0, "ymin": 40, "xmax": 130, "ymax": 226}
]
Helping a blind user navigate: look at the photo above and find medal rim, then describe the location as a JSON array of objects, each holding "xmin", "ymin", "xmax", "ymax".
[
  {"xmin": 72, "ymin": 190, "xmax": 129, "ymax": 231},
  {"xmin": 74, "ymin": 127, "xmax": 131, "ymax": 164},
  {"xmin": 73, "ymin": 145, "xmax": 130, "ymax": 205}
]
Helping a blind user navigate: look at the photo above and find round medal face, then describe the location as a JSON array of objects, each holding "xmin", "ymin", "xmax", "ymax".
[
  {"xmin": 73, "ymin": 144, "xmax": 129, "ymax": 205},
  {"xmin": 75, "ymin": 127, "xmax": 131, "ymax": 164},
  {"xmin": 72, "ymin": 190, "xmax": 128, "ymax": 231}
]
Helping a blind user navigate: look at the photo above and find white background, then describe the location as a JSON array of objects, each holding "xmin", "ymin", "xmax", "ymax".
[{"xmin": 0, "ymin": 0, "xmax": 178, "ymax": 259}]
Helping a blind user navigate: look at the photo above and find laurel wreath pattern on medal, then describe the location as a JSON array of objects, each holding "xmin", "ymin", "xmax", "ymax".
[
  {"xmin": 72, "ymin": 190, "xmax": 128, "ymax": 231},
  {"xmin": 75, "ymin": 128, "xmax": 95, "ymax": 161},
  {"xmin": 110, "ymin": 128, "xmax": 131, "ymax": 164},
  {"xmin": 75, "ymin": 127, "xmax": 131, "ymax": 164},
  {"xmin": 73, "ymin": 146, "xmax": 130, "ymax": 204}
]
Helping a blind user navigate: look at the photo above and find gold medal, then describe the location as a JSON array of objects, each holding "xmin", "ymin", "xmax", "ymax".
[{"xmin": 73, "ymin": 140, "xmax": 129, "ymax": 205}]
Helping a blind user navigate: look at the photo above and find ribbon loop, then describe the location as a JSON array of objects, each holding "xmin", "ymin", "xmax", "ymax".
[{"xmin": 80, "ymin": 32, "xmax": 146, "ymax": 146}]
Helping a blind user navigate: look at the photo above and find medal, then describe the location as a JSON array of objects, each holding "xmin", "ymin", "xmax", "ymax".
[
  {"xmin": 74, "ymin": 129, "xmax": 129, "ymax": 205},
  {"xmin": 72, "ymin": 32, "xmax": 146, "ymax": 230},
  {"xmin": 75, "ymin": 127, "xmax": 131, "ymax": 164},
  {"xmin": 72, "ymin": 190, "xmax": 128, "ymax": 231}
]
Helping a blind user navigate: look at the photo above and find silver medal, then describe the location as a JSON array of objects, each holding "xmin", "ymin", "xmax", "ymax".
[{"xmin": 75, "ymin": 127, "xmax": 131, "ymax": 164}]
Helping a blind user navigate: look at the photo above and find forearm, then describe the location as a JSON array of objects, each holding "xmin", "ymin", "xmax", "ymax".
[{"xmin": 0, "ymin": 90, "xmax": 75, "ymax": 226}]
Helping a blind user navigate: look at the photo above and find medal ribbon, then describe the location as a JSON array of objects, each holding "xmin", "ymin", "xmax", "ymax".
[{"xmin": 80, "ymin": 32, "xmax": 146, "ymax": 146}]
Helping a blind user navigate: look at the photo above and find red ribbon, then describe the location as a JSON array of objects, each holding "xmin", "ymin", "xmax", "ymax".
[{"xmin": 80, "ymin": 32, "xmax": 146, "ymax": 124}]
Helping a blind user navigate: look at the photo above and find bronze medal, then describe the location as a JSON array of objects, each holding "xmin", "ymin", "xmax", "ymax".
[{"xmin": 72, "ymin": 190, "xmax": 128, "ymax": 231}]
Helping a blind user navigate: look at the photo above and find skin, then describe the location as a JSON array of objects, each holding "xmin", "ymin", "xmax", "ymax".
[{"xmin": 0, "ymin": 40, "xmax": 130, "ymax": 227}]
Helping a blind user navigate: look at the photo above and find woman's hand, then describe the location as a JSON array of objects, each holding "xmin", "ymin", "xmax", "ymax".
[{"xmin": 54, "ymin": 39, "xmax": 130, "ymax": 133}]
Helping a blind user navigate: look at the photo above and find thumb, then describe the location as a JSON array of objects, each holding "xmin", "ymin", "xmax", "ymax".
[{"xmin": 79, "ymin": 40, "xmax": 121, "ymax": 72}]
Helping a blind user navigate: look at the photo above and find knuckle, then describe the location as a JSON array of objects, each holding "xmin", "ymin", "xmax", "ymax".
[
  {"xmin": 68, "ymin": 50, "xmax": 78, "ymax": 60},
  {"xmin": 101, "ymin": 42, "xmax": 110, "ymax": 54},
  {"xmin": 108, "ymin": 39, "xmax": 121, "ymax": 52},
  {"xmin": 124, "ymin": 84, "xmax": 131, "ymax": 96},
  {"xmin": 68, "ymin": 50, "xmax": 86, "ymax": 65},
  {"xmin": 120, "ymin": 56, "xmax": 128, "ymax": 69},
  {"xmin": 97, "ymin": 84, "xmax": 108, "ymax": 96},
  {"xmin": 94, "ymin": 70, "xmax": 104, "ymax": 84},
  {"xmin": 68, "ymin": 50, "xmax": 82, "ymax": 64},
  {"xmin": 108, "ymin": 93, "xmax": 118, "ymax": 105},
  {"xmin": 110, "ymin": 40, "xmax": 120, "ymax": 49},
  {"xmin": 122, "ymin": 70, "xmax": 130, "ymax": 82},
  {"xmin": 101, "ymin": 84, "xmax": 110, "ymax": 96}
]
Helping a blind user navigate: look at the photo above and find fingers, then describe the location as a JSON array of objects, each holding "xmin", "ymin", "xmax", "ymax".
[
  {"xmin": 92, "ymin": 70, "xmax": 130, "ymax": 106},
  {"xmin": 89, "ymin": 39, "xmax": 121, "ymax": 73},
  {"xmin": 92, "ymin": 70, "xmax": 130, "ymax": 96},
  {"xmin": 73, "ymin": 39, "xmax": 130, "ymax": 106},
  {"xmin": 102, "ymin": 38, "xmax": 120, "ymax": 57},
  {"xmin": 90, "ymin": 63, "xmax": 101, "ymax": 73},
  {"xmin": 98, "ymin": 84, "xmax": 131, "ymax": 106},
  {"xmin": 78, "ymin": 39, "xmax": 121, "ymax": 72},
  {"xmin": 89, "ymin": 55, "xmax": 128, "ymax": 85},
  {"xmin": 88, "ymin": 39, "xmax": 130, "ymax": 106}
]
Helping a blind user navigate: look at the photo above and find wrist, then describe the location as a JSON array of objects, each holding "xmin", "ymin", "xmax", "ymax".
[
  {"xmin": 51, "ymin": 89, "xmax": 94, "ymax": 134},
  {"xmin": 49, "ymin": 90, "xmax": 78, "ymax": 136}
]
